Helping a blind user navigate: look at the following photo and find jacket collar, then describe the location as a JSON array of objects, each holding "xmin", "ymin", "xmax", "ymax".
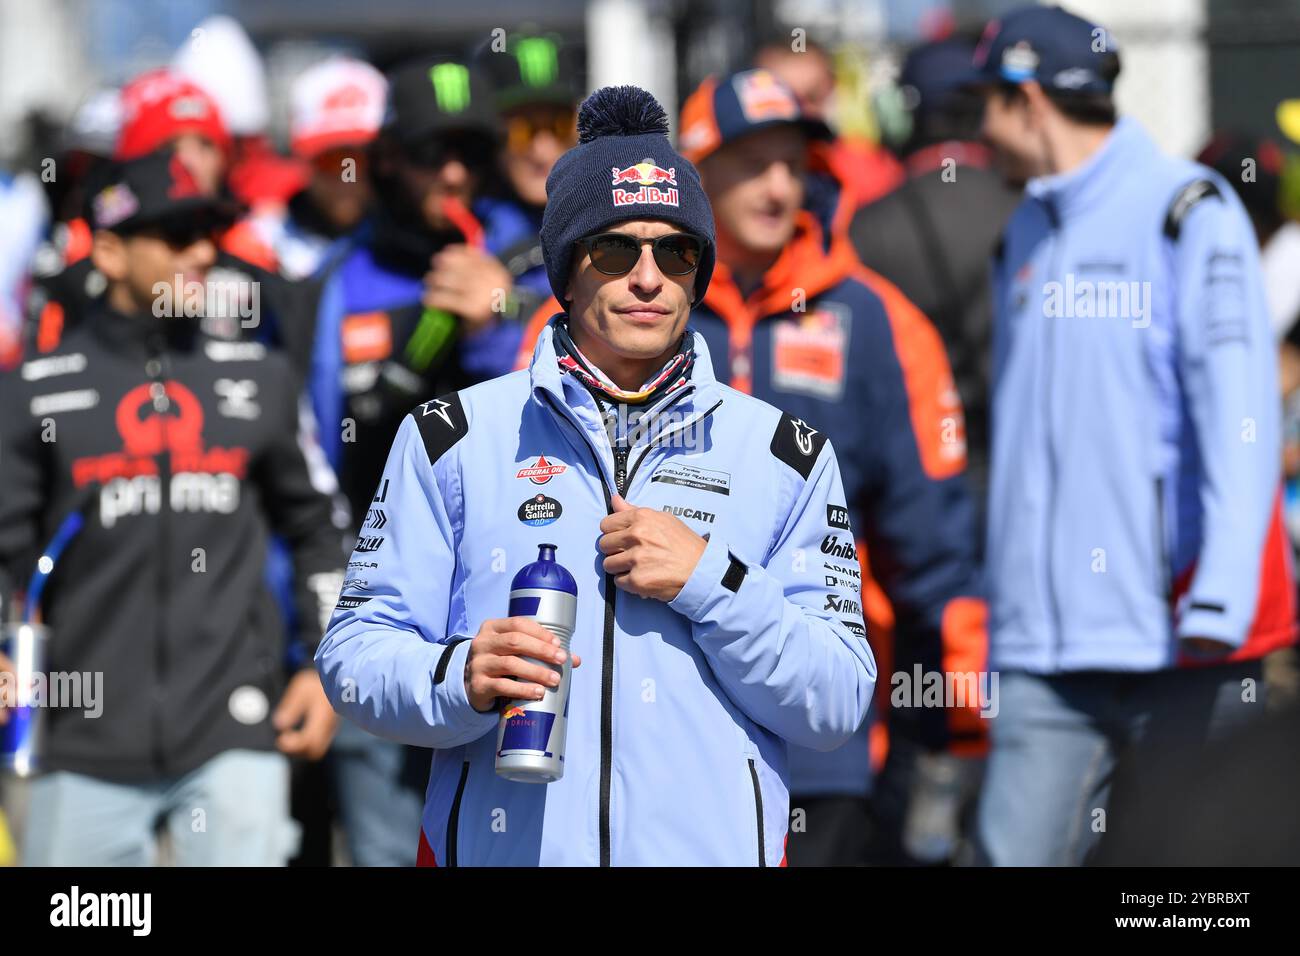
[
  {"xmin": 1024, "ymin": 116, "xmax": 1155, "ymax": 221},
  {"xmin": 703, "ymin": 208, "xmax": 857, "ymax": 325},
  {"xmin": 529, "ymin": 313, "xmax": 722, "ymax": 447},
  {"xmin": 90, "ymin": 303, "xmax": 202, "ymax": 359}
]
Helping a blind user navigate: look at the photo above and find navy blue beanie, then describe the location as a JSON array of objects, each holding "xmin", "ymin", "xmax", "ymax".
[{"xmin": 541, "ymin": 86, "xmax": 716, "ymax": 306}]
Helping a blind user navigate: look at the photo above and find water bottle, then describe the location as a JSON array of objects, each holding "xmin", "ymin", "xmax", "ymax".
[
  {"xmin": 495, "ymin": 544, "xmax": 578, "ymax": 783},
  {"xmin": 1, "ymin": 623, "xmax": 50, "ymax": 778}
]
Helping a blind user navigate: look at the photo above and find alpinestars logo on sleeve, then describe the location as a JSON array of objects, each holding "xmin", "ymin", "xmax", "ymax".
[
  {"xmin": 420, "ymin": 398, "xmax": 455, "ymax": 428},
  {"xmin": 791, "ymin": 418, "xmax": 818, "ymax": 456}
]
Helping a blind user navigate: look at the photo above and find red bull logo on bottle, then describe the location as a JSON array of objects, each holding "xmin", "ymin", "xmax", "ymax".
[{"xmin": 495, "ymin": 544, "xmax": 578, "ymax": 783}]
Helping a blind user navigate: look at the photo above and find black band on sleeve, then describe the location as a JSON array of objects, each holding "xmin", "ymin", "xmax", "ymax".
[{"xmin": 721, "ymin": 554, "xmax": 748, "ymax": 594}]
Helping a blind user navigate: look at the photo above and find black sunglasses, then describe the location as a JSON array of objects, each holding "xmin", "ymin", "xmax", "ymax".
[
  {"xmin": 127, "ymin": 212, "xmax": 225, "ymax": 249},
  {"xmin": 576, "ymin": 232, "xmax": 705, "ymax": 277},
  {"xmin": 403, "ymin": 132, "xmax": 495, "ymax": 171}
]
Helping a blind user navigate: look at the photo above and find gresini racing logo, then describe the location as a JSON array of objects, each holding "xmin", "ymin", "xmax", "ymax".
[{"xmin": 71, "ymin": 382, "xmax": 250, "ymax": 528}]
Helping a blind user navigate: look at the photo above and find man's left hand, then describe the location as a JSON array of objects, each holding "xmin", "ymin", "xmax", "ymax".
[
  {"xmin": 423, "ymin": 244, "xmax": 514, "ymax": 333},
  {"xmin": 273, "ymin": 668, "xmax": 339, "ymax": 760},
  {"xmin": 599, "ymin": 495, "xmax": 708, "ymax": 602}
]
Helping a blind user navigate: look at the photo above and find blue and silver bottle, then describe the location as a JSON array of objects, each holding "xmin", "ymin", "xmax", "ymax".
[
  {"xmin": 1, "ymin": 623, "xmax": 49, "ymax": 777},
  {"xmin": 495, "ymin": 543, "xmax": 578, "ymax": 783}
]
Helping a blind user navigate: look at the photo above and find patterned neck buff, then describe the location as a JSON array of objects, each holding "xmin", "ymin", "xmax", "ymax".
[{"xmin": 553, "ymin": 318, "xmax": 695, "ymax": 406}]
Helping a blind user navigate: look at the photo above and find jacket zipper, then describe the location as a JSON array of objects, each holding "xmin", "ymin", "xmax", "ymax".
[
  {"xmin": 539, "ymin": 388, "xmax": 718, "ymax": 866},
  {"xmin": 146, "ymin": 347, "xmax": 171, "ymax": 772},
  {"xmin": 748, "ymin": 758, "xmax": 767, "ymax": 867},
  {"xmin": 1154, "ymin": 476, "xmax": 1171, "ymax": 605},
  {"xmin": 445, "ymin": 759, "xmax": 470, "ymax": 867},
  {"xmin": 540, "ymin": 391, "xmax": 619, "ymax": 866},
  {"xmin": 1041, "ymin": 198, "xmax": 1065, "ymax": 669}
]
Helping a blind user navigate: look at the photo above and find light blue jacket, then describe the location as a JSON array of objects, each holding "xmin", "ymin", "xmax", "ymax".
[
  {"xmin": 988, "ymin": 117, "xmax": 1288, "ymax": 673},
  {"xmin": 315, "ymin": 318, "xmax": 876, "ymax": 865}
]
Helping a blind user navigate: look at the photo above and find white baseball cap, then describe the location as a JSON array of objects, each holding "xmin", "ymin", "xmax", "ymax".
[{"xmin": 290, "ymin": 57, "xmax": 388, "ymax": 159}]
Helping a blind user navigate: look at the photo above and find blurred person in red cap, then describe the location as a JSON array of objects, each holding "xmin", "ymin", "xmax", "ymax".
[
  {"xmin": 753, "ymin": 34, "xmax": 903, "ymax": 223},
  {"xmin": 0, "ymin": 147, "xmax": 349, "ymax": 866},
  {"xmin": 103, "ymin": 69, "xmax": 319, "ymax": 374},
  {"xmin": 171, "ymin": 15, "xmax": 309, "ymax": 226}
]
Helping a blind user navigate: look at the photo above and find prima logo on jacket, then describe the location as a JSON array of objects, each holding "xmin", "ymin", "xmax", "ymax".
[{"xmin": 70, "ymin": 382, "xmax": 250, "ymax": 528}]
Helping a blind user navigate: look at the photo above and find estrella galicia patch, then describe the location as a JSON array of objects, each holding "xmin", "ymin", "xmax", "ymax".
[
  {"xmin": 518, "ymin": 493, "xmax": 563, "ymax": 526},
  {"xmin": 770, "ymin": 411, "xmax": 827, "ymax": 480},
  {"xmin": 412, "ymin": 392, "xmax": 468, "ymax": 465}
]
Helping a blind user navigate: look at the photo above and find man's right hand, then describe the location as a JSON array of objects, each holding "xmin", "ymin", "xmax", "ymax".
[
  {"xmin": 465, "ymin": 617, "xmax": 582, "ymax": 714},
  {"xmin": 0, "ymin": 651, "xmax": 14, "ymax": 726}
]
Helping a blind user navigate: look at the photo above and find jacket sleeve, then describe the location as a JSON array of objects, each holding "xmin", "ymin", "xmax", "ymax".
[
  {"xmin": 255, "ymin": 361, "xmax": 351, "ymax": 658},
  {"xmin": 0, "ymin": 371, "xmax": 45, "ymax": 619},
  {"xmin": 851, "ymin": 276, "xmax": 987, "ymax": 750},
  {"xmin": 668, "ymin": 426, "xmax": 877, "ymax": 751},
  {"xmin": 1173, "ymin": 184, "xmax": 1282, "ymax": 645},
  {"xmin": 314, "ymin": 406, "xmax": 500, "ymax": 748}
]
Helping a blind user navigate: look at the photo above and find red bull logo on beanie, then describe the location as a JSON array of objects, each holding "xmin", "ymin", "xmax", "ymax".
[{"xmin": 610, "ymin": 158, "xmax": 679, "ymax": 207}]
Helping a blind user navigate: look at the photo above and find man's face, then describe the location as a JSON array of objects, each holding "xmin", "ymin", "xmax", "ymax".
[
  {"xmin": 565, "ymin": 219, "xmax": 698, "ymax": 369},
  {"xmin": 96, "ymin": 217, "xmax": 218, "ymax": 314},
  {"xmin": 502, "ymin": 103, "xmax": 576, "ymax": 207},
  {"xmin": 701, "ymin": 125, "xmax": 806, "ymax": 259},
  {"xmin": 980, "ymin": 87, "xmax": 1040, "ymax": 185},
  {"xmin": 171, "ymin": 132, "xmax": 226, "ymax": 196},
  {"xmin": 308, "ymin": 145, "xmax": 373, "ymax": 231},
  {"xmin": 395, "ymin": 133, "xmax": 489, "ymax": 231},
  {"xmin": 755, "ymin": 49, "xmax": 835, "ymax": 120}
]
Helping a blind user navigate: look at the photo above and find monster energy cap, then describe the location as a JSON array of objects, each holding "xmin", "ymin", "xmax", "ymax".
[
  {"xmin": 477, "ymin": 33, "xmax": 581, "ymax": 112},
  {"xmin": 383, "ymin": 56, "xmax": 500, "ymax": 144}
]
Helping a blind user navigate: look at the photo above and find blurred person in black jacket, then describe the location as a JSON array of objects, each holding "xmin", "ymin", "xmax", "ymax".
[
  {"xmin": 851, "ymin": 39, "xmax": 1021, "ymax": 539},
  {"xmin": 0, "ymin": 149, "xmax": 349, "ymax": 865}
]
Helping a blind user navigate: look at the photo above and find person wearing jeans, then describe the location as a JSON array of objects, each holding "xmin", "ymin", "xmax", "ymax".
[{"xmin": 968, "ymin": 6, "xmax": 1296, "ymax": 865}]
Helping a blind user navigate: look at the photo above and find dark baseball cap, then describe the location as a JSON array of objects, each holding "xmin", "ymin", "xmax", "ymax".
[
  {"xmin": 383, "ymin": 56, "xmax": 500, "ymax": 145},
  {"xmin": 963, "ymin": 5, "xmax": 1120, "ymax": 95},
  {"xmin": 86, "ymin": 148, "xmax": 239, "ymax": 235},
  {"xmin": 476, "ymin": 33, "xmax": 581, "ymax": 113},
  {"xmin": 900, "ymin": 39, "xmax": 981, "ymax": 110},
  {"xmin": 678, "ymin": 68, "xmax": 833, "ymax": 165}
]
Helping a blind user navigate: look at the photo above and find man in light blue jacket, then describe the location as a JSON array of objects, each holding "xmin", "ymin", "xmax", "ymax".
[
  {"xmin": 968, "ymin": 6, "xmax": 1295, "ymax": 865},
  {"xmin": 314, "ymin": 85, "xmax": 876, "ymax": 866}
]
